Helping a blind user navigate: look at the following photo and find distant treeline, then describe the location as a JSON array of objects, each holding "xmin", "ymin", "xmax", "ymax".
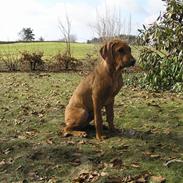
[
  {"xmin": 0, "ymin": 41, "xmax": 67, "ymax": 44},
  {"xmin": 87, "ymin": 34, "xmax": 138, "ymax": 44},
  {"xmin": 0, "ymin": 41, "xmax": 18, "ymax": 44},
  {"xmin": 0, "ymin": 35, "xmax": 138, "ymax": 45}
]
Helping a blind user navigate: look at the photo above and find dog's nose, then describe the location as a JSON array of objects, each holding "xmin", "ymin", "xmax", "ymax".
[{"xmin": 131, "ymin": 59, "xmax": 136, "ymax": 66}]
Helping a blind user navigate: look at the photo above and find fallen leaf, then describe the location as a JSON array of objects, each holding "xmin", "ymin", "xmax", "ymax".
[
  {"xmin": 73, "ymin": 171, "xmax": 100, "ymax": 183},
  {"xmin": 106, "ymin": 176, "xmax": 122, "ymax": 183},
  {"xmin": 0, "ymin": 160, "xmax": 6, "ymax": 166},
  {"xmin": 18, "ymin": 135, "xmax": 27, "ymax": 140},
  {"xmin": 131, "ymin": 162, "xmax": 141, "ymax": 168},
  {"xmin": 7, "ymin": 158, "xmax": 13, "ymax": 164},
  {"xmin": 150, "ymin": 175, "xmax": 166, "ymax": 183},
  {"xmin": 27, "ymin": 171, "xmax": 40, "ymax": 181},
  {"xmin": 143, "ymin": 151, "xmax": 151, "ymax": 156},
  {"xmin": 136, "ymin": 177, "xmax": 146, "ymax": 183},
  {"xmin": 46, "ymin": 139, "xmax": 53, "ymax": 144},
  {"xmin": 67, "ymin": 141, "xmax": 75, "ymax": 145},
  {"xmin": 71, "ymin": 158, "xmax": 81, "ymax": 166},
  {"xmin": 38, "ymin": 113, "xmax": 44, "ymax": 118},
  {"xmin": 44, "ymin": 103, "xmax": 51, "ymax": 108},
  {"xmin": 25, "ymin": 129, "xmax": 39, "ymax": 137},
  {"xmin": 101, "ymin": 172, "xmax": 108, "ymax": 177},
  {"xmin": 110, "ymin": 158, "xmax": 123, "ymax": 169},
  {"xmin": 116, "ymin": 144, "xmax": 129, "ymax": 150},
  {"xmin": 133, "ymin": 172, "xmax": 150, "ymax": 183},
  {"xmin": 48, "ymin": 177, "xmax": 57, "ymax": 183},
  {"xmin": 78, "ymin": 140, "xmax": 86, "ymax": 145},
  {"xmin": 143, "ymin": 151, "xmax": 160, "ymax": 159},
  {"xmin": 14, "ymin": 119, "xmax": 22, "ymax": 125},
  {"xmin": 150, "ymin": 154, "xmax": 160, "ymax": 159},
  {"xmin": 104, "ymin": 162, "xmax": 113, "ymax": 168},
  {"xmin": 4, "ymin": 148, "xmax": 12, "ymax": 155}
]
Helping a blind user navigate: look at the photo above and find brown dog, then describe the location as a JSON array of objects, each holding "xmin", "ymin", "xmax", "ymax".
[{"xmin": 64, "ymin": 39, "xmax": 136, "ymax": 140}]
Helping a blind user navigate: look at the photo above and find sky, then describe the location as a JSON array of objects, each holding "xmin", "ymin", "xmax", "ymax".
[{"xmin": 0, "ymin": 0, "xmax": 166, "ymax": 42}]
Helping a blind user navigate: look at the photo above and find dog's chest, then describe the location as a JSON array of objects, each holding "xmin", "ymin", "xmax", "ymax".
[
  {"xmin": 111, "ymin": 74, "xmax": 123, "ymax": 96},
  {"xmin": 104, "ymin": 77, "xmax": 123, "ymax": 105}
]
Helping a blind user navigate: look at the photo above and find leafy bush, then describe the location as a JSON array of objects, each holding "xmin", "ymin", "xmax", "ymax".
[
  {"xmin": 49, "ymin": 52, "xmax": 82, "ymax": 71},
  {"xmin": 20, "ymin": 51, "xmax": 44, "ymax": 71},
  {"xmin": 83, "ymin": 53, "xmax": 98, "ymax": 70},
  {"xmin": 138, "ymin": 0, "xmax": 183, "ymax": 91},
  {"xmin": 0, "ymin": 53, "xmax": 20, "ymax": 71}
]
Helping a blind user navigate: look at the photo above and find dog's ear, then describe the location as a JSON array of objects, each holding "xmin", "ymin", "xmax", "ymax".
[
  {"xmin": 100, "ymin": 44, "xmax": 107, "ymax": 60},
  {"xmin": 100, "ymin": 41, "xmax": 115, "ymax": 62}
]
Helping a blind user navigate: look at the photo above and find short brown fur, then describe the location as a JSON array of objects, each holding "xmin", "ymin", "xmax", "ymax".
[{"xmin": 64, "ymin": 39, "xmax": 136, "ymax": 140}]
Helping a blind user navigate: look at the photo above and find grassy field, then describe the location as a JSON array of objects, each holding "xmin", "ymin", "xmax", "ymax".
[
  {"xmin": 0, "ymin": 42, "xmax": 95, "ymax": 60},
  {"xmin": 0, "ymin": 42, "xmax": 140, "ymax": 60},
  {"xmin": 0, "ymin": 72, "xmax": 183, "ymax": 182}
]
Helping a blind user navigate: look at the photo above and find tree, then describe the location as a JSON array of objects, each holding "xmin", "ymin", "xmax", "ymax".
[
  {"xmin": 92, "ymin": 4, "xmax": 122, "ymax": 43},
  {"xmin": 39, "ymin": 36, "xmax": 44, "ymax": 41},
  {"xmin": 58, "ymin": 13, "xmax": 72, "ymax": 57},
  {"xmin": 18, "ymin": 28, "xmax": 35, "ymax": 41},
  {"xmin": 91, "ymin": 4, "xmax": 133, "ymax": 44},
  {"xmin": 138, "ymin": 0, "xmax": 183, "ymax": 91},
  {"xmin": 58, "ymin": 13, "xmax": 79, "ymax": 70}
]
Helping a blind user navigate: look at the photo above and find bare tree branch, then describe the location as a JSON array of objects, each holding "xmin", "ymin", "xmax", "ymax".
[
  {"xmin": 92, "ymin": 4, "xmax": 123, "ymax": 43},
  {"xmin": 58, "ymin": 13, "xmax": 72, "ymax": 57}
]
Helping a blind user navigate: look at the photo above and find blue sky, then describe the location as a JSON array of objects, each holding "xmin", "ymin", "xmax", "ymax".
[{"xmin": 0, "ymin": 0, "xmax": 165, "ymax": 42}]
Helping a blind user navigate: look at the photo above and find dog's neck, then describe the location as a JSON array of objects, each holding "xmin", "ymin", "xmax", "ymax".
[{"xmin": 100, "ymin": 59, "xmax": 122, "ymax": 77}]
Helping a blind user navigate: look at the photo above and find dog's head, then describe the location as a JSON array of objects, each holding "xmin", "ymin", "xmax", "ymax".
[{"xmin": 100, "ymin": 39, "xmax": 136, "ymax": 71}]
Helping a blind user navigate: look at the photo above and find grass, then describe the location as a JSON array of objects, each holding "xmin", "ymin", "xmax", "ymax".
[
  {"xmin": 0, "ymin": 42, "xmax": 95, "ymax": 60},
  {"xmin": 0, "ymin": 42, "xmax": 140, "ymax": 61},
  {"xmin": 0, "ymin": 72, "xmax": 182, "ymax": 182}
]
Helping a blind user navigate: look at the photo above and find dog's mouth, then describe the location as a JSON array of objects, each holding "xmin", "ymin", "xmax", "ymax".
[
  {"xmin": 131, "ymin": 59, "xmax": 136, "ymax": 66},
  {"xmin": 116, "ymin": 59, "xmax": 136, "ymax": 71},
  {"xmin": 127, "ymin": 59, "xmax": 136, "ymax": 67}
]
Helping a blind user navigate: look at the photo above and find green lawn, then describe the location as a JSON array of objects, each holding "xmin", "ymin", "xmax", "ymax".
[
  {"xmin": 0, "ymin": 42, "xmax": 140, "ymax": 60},
  {"xmin": 0, "ymin": 72, "xmax": 182, "ymax": 182},
  {"xmin": 0, "ymin": 42, "xmax": 95, "ymax": 60}
]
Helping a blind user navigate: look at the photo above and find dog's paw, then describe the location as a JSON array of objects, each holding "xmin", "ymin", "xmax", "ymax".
[
  {"xmin": 63, "ymin": 132, "xmax": 73, "ymax": 137},
  {"xmin": 78, "ymin": 131, "xmax": 87, "ymax": 138},
  {"xmin": 96, "ymin": 135, "xmax": 107, "ymax": 141}
]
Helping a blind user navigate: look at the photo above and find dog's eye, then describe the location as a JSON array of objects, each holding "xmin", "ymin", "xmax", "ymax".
[{"xmin": 118, "ymin": 48, "xmax": 124, "ymax": 54}]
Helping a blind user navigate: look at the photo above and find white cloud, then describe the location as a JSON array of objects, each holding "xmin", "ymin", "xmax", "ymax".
[
  {"xmin": 0, "ymin": 0, "xmax": 97, "ymax": 41},
  {"xmin": 0, "ymin": 0, "xmax": 166, "ymax": 42},
  {"xmin": 0, "ymin": 0, "xmax": 49, "ymax": 40},
  {"xmin": 94, "ymin": 0, "xmax": 149, "ymax": 35},
  {"xmin": 103, "ymin": 0, "xmax": 147, "ymax": 14},
  {"xmin": 144, "ymin": 0, "xmax": 166, "ymax": 25},
  {"xmin": 51, "ymin": 2, "xmax": 96, "ymax": 41}
]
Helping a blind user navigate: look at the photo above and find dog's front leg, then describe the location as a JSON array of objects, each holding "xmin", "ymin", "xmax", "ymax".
[
  {"xmin": 92, "ymin": 95, "xmax": 103, "ymax": 140},
  {"xmin": 105, "ymin": 99, "xmax": 115, "ymax": 132}
]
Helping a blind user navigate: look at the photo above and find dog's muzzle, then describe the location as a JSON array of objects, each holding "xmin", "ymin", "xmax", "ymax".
[{"xmin": 131, "ymin": 59, "xmax": 136, "ymax": 66}]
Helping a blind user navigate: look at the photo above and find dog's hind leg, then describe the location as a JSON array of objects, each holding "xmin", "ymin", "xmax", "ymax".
[{"xmin": 63, "ymin": 107, "xmax": 89, "ymax": 137}]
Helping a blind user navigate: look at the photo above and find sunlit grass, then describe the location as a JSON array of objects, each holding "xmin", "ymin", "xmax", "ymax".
[
  {"xmin": 0, "ymin": 42, "xmax": 95, "ymax": 60},
  {"xmin": 0, "ymin": 72, "xmax": 182, "ymax": 182}
]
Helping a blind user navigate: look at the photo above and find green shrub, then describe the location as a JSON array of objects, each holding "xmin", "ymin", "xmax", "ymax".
[
  {"xmin": 0, "ymin": 53, "xmax": 20, "ymax": 71},
  {"xmin": 20, "ymin": 51, "xmax": 44, "ymax": 71},
  {"xmin": 49, "ymin": 52, "xmax": 82, "ymax": 71},
  {"xmin": 138, "ymin": 0, "xmax": 183, "ymax": 91}
]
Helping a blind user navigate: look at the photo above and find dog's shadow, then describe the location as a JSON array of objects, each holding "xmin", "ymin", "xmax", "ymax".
[
  {"xmin": 84, "ymin": 124, "xmax": 183, "ymax": 147},
  {"xmin": 84, "ymin": 124, "xmax": 147, "ymax": 139}
]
